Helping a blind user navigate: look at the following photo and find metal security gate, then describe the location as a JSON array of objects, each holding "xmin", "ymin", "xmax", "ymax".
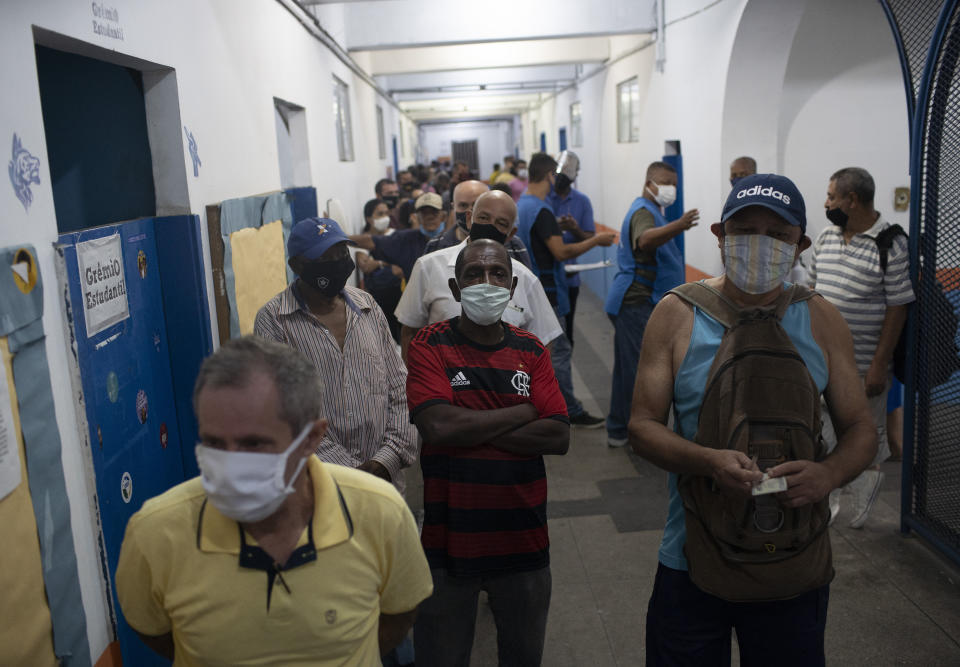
[
  {"xmin": 452, "ymin": 139, "xmax": 479, "ymax": 173},
  {"xmin": 881, "ymin": 0, "xmax": 960, "ymax": 566}
]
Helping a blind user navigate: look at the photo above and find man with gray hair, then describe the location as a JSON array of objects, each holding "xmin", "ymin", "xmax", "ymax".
[
  {"xmin": 115, "ymin": 336, "xmax": 432, "ymax": 664},
  {"xmin": 256, "ymin": 217, "xmax": 417, "ymax": 495},
  {"xmin": 810, "ymin": 166, "xmax": 914, "ymax": 528}
]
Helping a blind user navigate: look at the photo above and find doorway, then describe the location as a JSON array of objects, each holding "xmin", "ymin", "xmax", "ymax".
[{"xmin": 36, "ymin": 31, "xmax": 209, "ymax": 667}]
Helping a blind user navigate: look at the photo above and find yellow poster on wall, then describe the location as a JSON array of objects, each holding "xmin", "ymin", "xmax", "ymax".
[
  {"xmin": 230, "ymin": 220, "xmax": 288, "ymax": 335},
  {"xmin": 0, "ymin": 337, "xmax": 57, "ymax": 666}
]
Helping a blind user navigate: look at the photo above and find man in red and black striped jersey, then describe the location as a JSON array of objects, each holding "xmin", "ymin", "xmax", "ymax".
[{"xmin": 407, "ymin": 239, "xmax": 570, "ymax": 667}]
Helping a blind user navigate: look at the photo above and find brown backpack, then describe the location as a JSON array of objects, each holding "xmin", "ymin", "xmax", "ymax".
[{"xmin": 668, "ymin": 282, "xmax": 834, "ymax": 602}]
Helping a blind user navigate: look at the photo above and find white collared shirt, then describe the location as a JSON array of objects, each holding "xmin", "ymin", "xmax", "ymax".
[{"xmin": 394, "ymin": 240, "xmax": 563, "ymax": 344}]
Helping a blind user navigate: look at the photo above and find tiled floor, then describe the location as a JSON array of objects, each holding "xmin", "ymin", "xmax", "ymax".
[{"xmin": 405, "ymin": 289, "xmax": 960, "ymax": 666}]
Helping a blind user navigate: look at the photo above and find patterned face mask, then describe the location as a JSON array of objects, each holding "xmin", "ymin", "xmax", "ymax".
[{"xmin": 723, "ymin": 234, "xmax": 797, "ymax": 295}]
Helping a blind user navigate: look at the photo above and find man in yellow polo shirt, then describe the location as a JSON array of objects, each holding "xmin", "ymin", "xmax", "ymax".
[{"xmin": 115, "ymin": 336, "xmax": 432, "ymax": 665}]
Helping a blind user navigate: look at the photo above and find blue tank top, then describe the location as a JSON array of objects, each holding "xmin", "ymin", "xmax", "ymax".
[{"xmin": 658, "ymin": 290, "xmax": 829, "ymax": 571}]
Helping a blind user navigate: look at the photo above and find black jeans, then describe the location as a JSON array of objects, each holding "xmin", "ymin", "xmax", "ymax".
[
  {"xmin": 564, "ymin": 286, "xmax": 580, "ymax": 345},
  {"xmin": 646, "ymin": 563, "xmax": 829, "ymax": 666},
  {"xmin": 414, "ymin": 567, "xmax": 552, "ymax": 667}
]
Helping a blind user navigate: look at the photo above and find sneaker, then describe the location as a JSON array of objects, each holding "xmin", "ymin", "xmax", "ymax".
[
  {"xmin": 570, "ymin": 411, "xmax": 605, "ymax": 429},
  {"xmin": 607, "ymin": 436, "xmax": 628, "ymax": 448},
  {"xmin": 848, "ymin": 470, "xmax": 884, "ymax": 529},
  {"xmin": 828, "ymin": 489, "xmax": 841, "ymax": 526}
]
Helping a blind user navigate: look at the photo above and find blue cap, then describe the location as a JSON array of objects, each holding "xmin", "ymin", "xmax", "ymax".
[
  {"xmin": 287, "ymin": 217, "xmax": 354, "ymax": 260},
  {"xmin": 722, "ymin": 173, "xmax": 806, "ymax": 233}
]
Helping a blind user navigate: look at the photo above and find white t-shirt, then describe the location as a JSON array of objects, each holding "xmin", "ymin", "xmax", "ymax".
[{"xmin": 395, "ymin": 240, "xmax": 563, "ymax": 344}]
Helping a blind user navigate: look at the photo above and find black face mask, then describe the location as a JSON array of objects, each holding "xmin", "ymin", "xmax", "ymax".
[
  {"xmin": 469, "ymin": 223, "xmax": 508, "ymax": 245},
  {"xmin": 554, "ymin": 173, "xmax": 572, "ymax": 193},
  {"xmin": 455, "ymin": 211, "xmax": 469, "ymax": 233},
  {"xmin": 826, "ymin": 207, "xmax": 849, "ymax": 229},
  {"xmin": 297, "ymin": 256, "xmax": 355, "ymax": 297},
  {"xmin": 382, "ymin": 195, "xmax": 399, "ymax": 209}
]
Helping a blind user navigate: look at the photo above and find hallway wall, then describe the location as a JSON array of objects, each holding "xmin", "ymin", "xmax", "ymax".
[
  {"xmin": 0, "ymin": 0, "xmax": 914, "ymax": 662},
  {"xmin": 523, "ymin": 0, "xmax": 909, "ymax": 280},
  {"xmin": 1, "ymin": 1, "xmax": 416, "ymax": 661}
]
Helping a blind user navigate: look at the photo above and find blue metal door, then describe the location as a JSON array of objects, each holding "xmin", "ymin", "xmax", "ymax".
[
  {"xmin": 58, "ymin": 218, "xmax": 191, "ymax": 666},
  {"xmin": 559, "ymin": 127, "xmax": 567, "ymax": 151},
  {"xmin": 392, "ymin": 136, "xmax": 399, "ymax": 178},
  {"xmin": 540, "ymin": 132, "xmax": 547, "ymax": 152}
]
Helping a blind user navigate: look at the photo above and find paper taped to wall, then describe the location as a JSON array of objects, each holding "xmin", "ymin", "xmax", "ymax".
[
  {"xmin": 76, "ymin": 233, "xmax": 130, "ymax": 337},
  {"xmin": 0, "ymin": 351, "xmax": 21, "ymax": 502}
]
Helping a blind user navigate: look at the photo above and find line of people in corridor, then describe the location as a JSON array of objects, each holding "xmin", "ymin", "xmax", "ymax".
[{"xmin": 113, "ymin": 150, "xmax": 911, "ymax": 666}]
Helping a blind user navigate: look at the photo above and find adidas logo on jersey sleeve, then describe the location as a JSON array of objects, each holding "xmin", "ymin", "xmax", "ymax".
[{"xmin": 449, "ymin": 371, "xmax": 471, "ymax": 387}]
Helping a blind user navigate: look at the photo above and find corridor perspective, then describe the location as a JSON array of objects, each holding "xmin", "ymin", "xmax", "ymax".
[{"xmin": 2, "ymin": 0, "xmax": 960, "ymax": 665}]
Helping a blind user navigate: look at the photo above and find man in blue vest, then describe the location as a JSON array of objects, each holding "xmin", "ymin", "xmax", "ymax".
[
  {"xmin": 518, "ymin": 152, "xmax": 616, "ymax": 427},
  {"xmin": 604, "ymin": 161, "xmax": 699, "ymax": 447}
]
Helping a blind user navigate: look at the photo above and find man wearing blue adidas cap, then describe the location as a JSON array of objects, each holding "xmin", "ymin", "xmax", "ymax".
[
  {"xmin": 628, "ymin": 174, "xmax": 876, "ymax": 665},
  {"xmin": 255, "ymin": 217, "xmax": 417, "ymax": 496}
]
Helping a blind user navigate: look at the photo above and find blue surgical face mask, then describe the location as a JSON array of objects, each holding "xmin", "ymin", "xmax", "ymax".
[{"xmin": 420, "ymin": 222, "xmax": 445, "ymax": 239}]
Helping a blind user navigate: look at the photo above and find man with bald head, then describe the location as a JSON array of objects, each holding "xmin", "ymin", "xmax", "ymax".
[
  {"xmin": 396, "ymin": 190, "xmax": 562, "ymax": 362},
  {"xmin": 407, "ymin": 239, "xmax": 569, "ymax": 666},
  {"xmin": 424, "ymin": 179, "xmax": 531, "ymax": 267},
  {"xmin": 730, "ymin": 156, "xmax": 757, "ymax": 188}
]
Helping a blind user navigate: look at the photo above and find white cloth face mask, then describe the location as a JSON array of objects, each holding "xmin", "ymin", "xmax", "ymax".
[
  {"xmin": 195, "ymin": 422, "xmax": 313, "ymax": 523},
  {"xmin": 648, "ymin": 183, "xmax": 677, "ymax": 208},
  {"xmin": 459, "ymin": 282, "xmax": 512, "ymax": 325},
  {"xmin": 372, "ymin": 216, "xmax": 391, "ymax": 232},
  {"xmin": 723, "ymin": 234, "xmax": 797, "ymax": 295}
]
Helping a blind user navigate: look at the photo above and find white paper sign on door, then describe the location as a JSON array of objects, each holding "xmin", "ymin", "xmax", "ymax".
[
  {"xmin": 0, "ymin": 353, "xmax": 21, "ymax": 502},
  {"xmin": 76, "ymin": 234, "xmax": 129, "ymax": 337}
]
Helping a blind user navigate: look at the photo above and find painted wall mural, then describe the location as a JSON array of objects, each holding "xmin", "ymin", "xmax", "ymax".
[
  {"xmin": 184, "ymin": 126, "xmax": 200, "ymax": 177},
  {"xmin": 8, "ymin": 134, "xmax": 41, "ymax": 211}
]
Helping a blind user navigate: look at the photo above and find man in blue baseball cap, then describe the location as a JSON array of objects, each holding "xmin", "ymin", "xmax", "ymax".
[
  {"xmin": 627, "ymin": 174, "xmax": 876, "ymax": 665},
  {"xmin": 254, "ymin": 217, "xmax": 417, "ymax": 497}
]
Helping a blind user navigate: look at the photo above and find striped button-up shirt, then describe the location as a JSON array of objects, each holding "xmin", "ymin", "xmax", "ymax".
[
  {"xmin": 809, "ymin": 215, "xmax": 914, "ymax": 373},
  {"xmin": 254, "ymin": 284, "xmax": 417, "ymax": 493}
]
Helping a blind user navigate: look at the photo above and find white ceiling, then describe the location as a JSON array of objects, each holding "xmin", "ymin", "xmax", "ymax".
[{"xmin": 302, "ymin": 0, "xmax": 656, "ymax": 122}]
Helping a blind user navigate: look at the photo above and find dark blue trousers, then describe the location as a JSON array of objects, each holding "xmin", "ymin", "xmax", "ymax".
[
  {"xmin": 646, "ymin": 563, "xmax": 829, "ymax": 667},
  {"xmin": 606, "ymin": 300, "xmax": 655, "ymax": 439}
]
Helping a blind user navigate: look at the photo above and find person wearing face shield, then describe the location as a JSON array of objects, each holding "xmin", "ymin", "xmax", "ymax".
[
  {"xmin": 809, "ymin": 167, "xmax": 914, "ymax": 529},
  {"xmin": 254, "ymin": 218, "xmax": 418, "ymax": 496},
  {"xmin": 115, "ymin": 336, "xmax": 432, "ymax": 664},
  {"xmin": 406, "ymin": 239, "xmax": 570, "ymax": 667},
  {"xmin": 604, "ymin": 161, "xmax": 700, "ymax": 448},
  {"xmin": 518, "ymin": 152, "xmax": 617, "ymax": 428},
  {"xmin": 547, "ymin": 150, "xmax": 596, "ymax": 346},
  {"xmin": 629, "ymin": 173, "xmax": 876, "ymax": 666}
]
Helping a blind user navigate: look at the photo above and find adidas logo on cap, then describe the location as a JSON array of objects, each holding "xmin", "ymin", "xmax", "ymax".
[
  {"xmin": 736, "ymin": 185, "xmax": 791, "ymax": 205},
  {"xmin": 450, "ymin": 371, "xmax": 471, "ymax": 387}
]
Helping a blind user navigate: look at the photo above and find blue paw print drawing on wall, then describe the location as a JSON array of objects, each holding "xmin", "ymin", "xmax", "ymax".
[
  {"xmin": 184, "ymin": 126, "xmax": 201, "ymax": 177},
  {"xmin": 8, "ymin": 133, "xmax": 41, "ymax": 211}
]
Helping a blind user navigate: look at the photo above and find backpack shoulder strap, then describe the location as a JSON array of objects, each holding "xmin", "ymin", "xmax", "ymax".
[
  {"xmin": 875, "ymin": 224, "xmax": 907, "ymax": 273},
  {"xmin": 667, "ymin": 282, "xmax": 741, "ymax": 329},
  {"xmin": 773, "ymin": 284, "xmax": 816, "ymax": 320}
]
